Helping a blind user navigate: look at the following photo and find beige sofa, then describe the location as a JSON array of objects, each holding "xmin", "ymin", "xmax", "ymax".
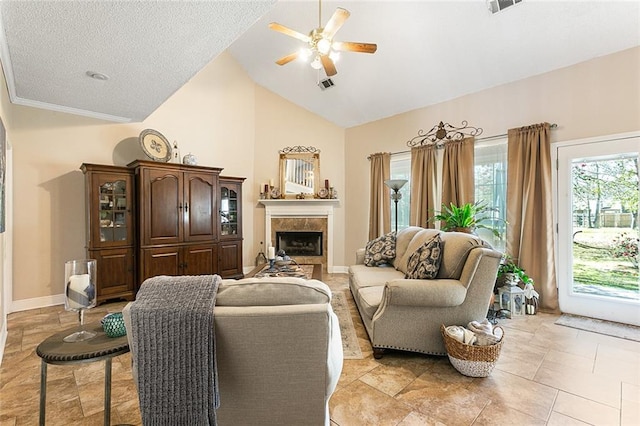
[
  {"xmin": 349, "ymin": 227, "xmax": 502, "ymax": 357},
  {"xmin": 123, "ymin": 277, "xmax": 343, "ymax": 426}
]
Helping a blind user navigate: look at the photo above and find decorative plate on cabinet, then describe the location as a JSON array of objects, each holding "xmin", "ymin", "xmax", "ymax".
[{"xmin": 139, "ymin": 129, "xmax": 172, "ymax": 162}]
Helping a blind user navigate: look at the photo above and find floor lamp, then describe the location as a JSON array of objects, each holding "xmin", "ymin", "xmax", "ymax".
[{"xmin": 384, "ymin": 179, "xmax": 408, "ymax": 234}]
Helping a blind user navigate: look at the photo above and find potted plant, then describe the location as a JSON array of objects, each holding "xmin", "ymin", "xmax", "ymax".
[
  {"xmin": 431, "ymin": 201, "xmax": 505, "ymax": 238},
  {"xmin": 497, "ymin": 255, "xmax": 532, "ymax": 287}
]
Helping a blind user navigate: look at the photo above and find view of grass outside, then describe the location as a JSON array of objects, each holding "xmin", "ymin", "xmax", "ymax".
[
  {"xmin": 573, "ymin": 229, "xmax": 638, "ymax": 299},
  {"xmin": 572, "ymin": 155, "xmax": 639, "ymax": 301}
]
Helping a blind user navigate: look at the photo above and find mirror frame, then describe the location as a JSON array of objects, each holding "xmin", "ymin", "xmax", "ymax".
[{"xmin": 279, "ymin": 146, "xmax": 320, "ymax": 199}]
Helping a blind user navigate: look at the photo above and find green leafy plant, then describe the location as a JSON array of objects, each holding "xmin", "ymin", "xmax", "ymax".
[
  {"xmin": 497, "ymin": 255, "xmax": 533, "ymax": 285},
  {"xmin": 431, "ymin": 201, "xmax": 505, "ymax": 238}
]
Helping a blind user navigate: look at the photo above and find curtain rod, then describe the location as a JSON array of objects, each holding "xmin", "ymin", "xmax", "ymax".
[{"xmin": 367, "ymin": 123, "xmax": 558, "ymax": 159}]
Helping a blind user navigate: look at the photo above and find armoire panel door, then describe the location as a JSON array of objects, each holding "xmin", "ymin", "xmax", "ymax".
[
  {"xmin": 184, "ymin": 172, "xmax": 217, "ymax": 242},
  {"xmin": 91, "ymin": 248, "xmax": 135, "ymax": 301},
  {"xmin": 143, "ymin": 169, "xmax": 183, "ymax": 246},
  {"xmin": 184, "ymin": 244, "xmax": 217, "ymax": 276},
  {"xmin": 218, "ymin": 240, "xmax": 243, "ymax": 278},
  {"xmin": 141, "ymin": 246, "xmax": 181, "ymax": 282}
]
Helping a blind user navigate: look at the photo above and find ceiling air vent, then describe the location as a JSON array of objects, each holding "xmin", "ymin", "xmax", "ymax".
[
  {"xmin": 487, "ymin": 0, "xmax": 522, "ymax": 14},
  {"xmin": 318, "ymin": 78, "xmax": 335, "ymax": 91}
]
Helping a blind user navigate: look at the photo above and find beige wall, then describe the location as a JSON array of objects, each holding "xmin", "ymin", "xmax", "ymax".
[
  {"xmin": 253, "ymin": 85, "xmax": 345, "ymax": 265},
  {"xmin": 0, "ymin": 63, "xmax": 12, "ymax": 331},
  {"xmin": 344, "ymin": 46, "xmax": 640, "ymax": 260},
  {"xmin": 8, "ymin": 51, "xmax": 344, "ymax": 303}
]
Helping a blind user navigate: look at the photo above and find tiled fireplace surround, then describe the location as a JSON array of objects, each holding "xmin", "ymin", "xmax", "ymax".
[{"xmin": 260, "ymin": 199, "xmax": 339, "ymax": 273}]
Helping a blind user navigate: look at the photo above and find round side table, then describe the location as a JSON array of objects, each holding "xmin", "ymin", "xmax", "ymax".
[{"xmin": 36, "ymin": 322, "xmax": 130, "ymax": 425}]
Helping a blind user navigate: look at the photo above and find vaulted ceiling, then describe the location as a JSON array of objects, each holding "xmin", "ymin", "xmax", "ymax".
[{"xmin": 1, "ymin": 1, "xmax": 638, "ymax": 127}]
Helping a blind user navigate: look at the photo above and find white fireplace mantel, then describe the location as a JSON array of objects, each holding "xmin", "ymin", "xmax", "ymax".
[
  {"xmin": 258, "ymin": 199, "xmax": 340, "ymax": 207},
  {"xmin": 259, "ymin": 199, "xmax": 340, "ymax": 272}
]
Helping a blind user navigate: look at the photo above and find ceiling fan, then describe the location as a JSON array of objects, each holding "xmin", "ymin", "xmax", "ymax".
[{"xmin": 268, "ymin": 1, "xmax": 377, "ymax": 77}]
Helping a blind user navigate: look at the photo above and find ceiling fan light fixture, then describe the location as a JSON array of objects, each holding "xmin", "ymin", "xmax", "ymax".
[
  {"xmin": 310, "ymin": 56, "xmax": 323, "ymax": 70},
  {"xmin": 329, "ymin": 50, "xmax": 340, "ymax": 63},
  {"xmin": 299, "ymin": 47, "xmax": 313, "ymax": 62},
  {"xmin": 316, "ymin": 38, "xmax": 331, "ymax": 55}
]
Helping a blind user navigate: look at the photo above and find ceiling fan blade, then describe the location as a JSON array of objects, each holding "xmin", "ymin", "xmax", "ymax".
[
  {"xmin": 269, "ymin": 22, "xmax": 311, "ymax": 43},
  {"xmin": 320, "ymin": 55, "xmax": 337, "ymax": 77},
  {"xmin": 333, "ymin": 41, "xmax": 378, "ymax": 54},
  {"xmin": 322, "ymin": 8, "xmax": 350, "ymax": 39},
  {"xmin": 275, "ymin": 52, "xmax": 300, "ymax": 66}
]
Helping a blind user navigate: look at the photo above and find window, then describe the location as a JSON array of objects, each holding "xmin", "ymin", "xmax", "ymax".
[
  {"xmin": 389, "ymin": 141, "xmax": 507, "ymax": 251},
  {"xmin": 390, "ymin": 152, "xmax": 411, "ymax": 232},
  {"xmin": 474, "ymin": 139, "xmax": 507, "ymax": 251}
]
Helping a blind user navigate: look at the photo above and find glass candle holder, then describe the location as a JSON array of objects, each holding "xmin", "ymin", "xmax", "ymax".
[{"xmin": 63, "ymin": 259, "xmax": 98, "ymax": 342}]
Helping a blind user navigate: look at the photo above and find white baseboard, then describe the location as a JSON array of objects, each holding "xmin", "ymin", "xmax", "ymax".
[{"xmin": 10, "ymin": 294, "xmax": 65, "ymax": 313}]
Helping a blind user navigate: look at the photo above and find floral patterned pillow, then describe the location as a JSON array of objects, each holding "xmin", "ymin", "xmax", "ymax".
[
  {"xmin": 364, "ymin": 232, "xmax": 397, "ymax": 266},
  {"xmin": 405, "ymin": 235, "xmax": 442, "ymax": 279}
]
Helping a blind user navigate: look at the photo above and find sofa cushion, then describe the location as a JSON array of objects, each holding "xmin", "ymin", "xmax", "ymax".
[
  {"xmin": 217, "ymin": 278, "xmax": 331, "ymax": 306},
  {"xmin": 349, "ymin": 264, "xmax": 405, "ymax": 292},
  {"xmin": 396, "ymin": 229, "xmax": 441, "ymax": 274},
  {"xmin": 405, "ymin": 235, "xmax": 442, "ymax": 279},
  {"xmin": 392, "ymin": 226, "xmax": 425, "ymax": 266},
  {"xmin": 357, "ymin": 286, "xmax": 385, "ymax": 319},
  {"xmin": 437, "ymin": 232, "xmax": 489, "ymax": 280},
  {"xmin": 364, "ymin": 232, "xmax": 396, "ymax": 266}
]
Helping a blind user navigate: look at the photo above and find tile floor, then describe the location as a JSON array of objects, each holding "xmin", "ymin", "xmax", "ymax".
[{"xmin": 1, "ymin": 273, "xmax": 639, "ymax": 425}]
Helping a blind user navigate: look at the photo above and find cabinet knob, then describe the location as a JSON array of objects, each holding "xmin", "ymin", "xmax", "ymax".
[{"xmin": 184, "ymin": 202, "xmax": 189, "ymax": 212}]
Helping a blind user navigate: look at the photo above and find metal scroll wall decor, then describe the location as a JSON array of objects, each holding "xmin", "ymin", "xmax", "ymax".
[
  {"xmin": 407, "ymin": 121, "xmax": 483, "ymax": 148},
  {"xmin": 279, "ymin": 146, "xmax": 321, "ymax": 155}
]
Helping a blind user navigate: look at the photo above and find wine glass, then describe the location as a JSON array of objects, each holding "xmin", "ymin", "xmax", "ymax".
[{"xmin": 63, "ymin": 259, "xmax": 97, "ymax": 342}]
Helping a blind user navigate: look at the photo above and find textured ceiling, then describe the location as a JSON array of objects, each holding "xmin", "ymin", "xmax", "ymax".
[
  {"xmin": 0, "ymin": 0, "xmax": 277, "ymax": 122},
  {"xmin": 0, "ymin": 1, "xmax": 638, "ymax": 126}
]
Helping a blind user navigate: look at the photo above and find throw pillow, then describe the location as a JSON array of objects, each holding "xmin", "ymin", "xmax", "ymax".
[
  {"xmin": 405, "ymin": 235, "xmax": 442, "ymax": 279},
  {"xmin": 364, "ymin": 232, "xmax": 396, "ymax": 266}
]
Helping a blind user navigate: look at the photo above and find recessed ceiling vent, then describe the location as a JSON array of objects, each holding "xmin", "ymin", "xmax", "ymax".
[
  {"xmin": 487, "ymin": 0, "xmax": 523, "ymax": 14},
  {"xmin": 318, "ymin": 78, "xmax": 335, "ymax": 91}
]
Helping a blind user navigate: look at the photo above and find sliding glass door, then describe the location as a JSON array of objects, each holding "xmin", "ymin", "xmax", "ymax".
[{"xmin": 556, "ymin": 134, "xmax": 640, "ymax": 326}]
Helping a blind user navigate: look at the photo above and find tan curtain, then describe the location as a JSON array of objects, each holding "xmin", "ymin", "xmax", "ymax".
[
  {"xmin": 410, "ymin": 145, "xmax": 436, "ymax": 228},
  {"xmin": 369, "ymin": 152, "xmax": 391, "ymax": 240},
  {"xmin": 441, "ymin": 137, "xmax": 475, "ymax": 207},
  {"xmin": 506, "ymin": 123, "xmax": 558, "ymax": 312}
]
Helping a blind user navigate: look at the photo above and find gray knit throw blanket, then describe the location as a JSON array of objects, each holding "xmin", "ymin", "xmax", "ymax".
[{"xmin": 129, "ymin": 275, "xmax": 221, "ymax": 426}]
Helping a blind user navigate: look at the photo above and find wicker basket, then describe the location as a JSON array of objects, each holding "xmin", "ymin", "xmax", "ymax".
[{"xmin": 440, "ymin": 324, "xmax": 504, "ymax": 377}]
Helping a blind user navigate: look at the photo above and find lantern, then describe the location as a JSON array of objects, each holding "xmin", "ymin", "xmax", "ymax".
[{"xmin": 498, "ymin": 285, "xmax": 525, "ymax": 317}]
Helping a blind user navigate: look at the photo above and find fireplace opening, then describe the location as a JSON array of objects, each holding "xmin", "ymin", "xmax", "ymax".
[{"xmin": 276, "ymin": 231, "xmax": 323, "ymax": 256}]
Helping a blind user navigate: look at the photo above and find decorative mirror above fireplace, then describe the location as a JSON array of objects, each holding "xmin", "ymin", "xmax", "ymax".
[{"xmin": 279, "ymin": 146, "xmax": 320, "ymax": 198}]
